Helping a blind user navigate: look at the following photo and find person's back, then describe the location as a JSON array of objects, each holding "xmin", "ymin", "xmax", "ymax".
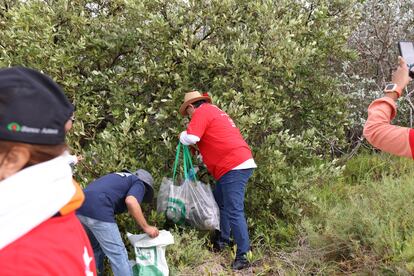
[
  {"xmin": 77, "ymin": 172, "xmax": 146, "ymax": 222},
  {"xmin": 187, "ymin": 103, "xmax": 252, "ymax": 179},
  {"xmin": 0, "ymin": 210, "xmax": 93, "ymax": 276}
]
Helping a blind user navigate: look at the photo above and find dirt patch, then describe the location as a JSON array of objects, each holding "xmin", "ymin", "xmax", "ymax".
[
  {"xmin": 177, "ymin": 254, "xmax": 260, "ymax": 275},
  {"xmin": 177, "ymin": 254, "xmax": 226, "ymax": 275}
]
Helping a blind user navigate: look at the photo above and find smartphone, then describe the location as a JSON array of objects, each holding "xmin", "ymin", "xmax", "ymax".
[{"xmin": 398, "ymin": 41, "xmax": 414, "ymax": 78}]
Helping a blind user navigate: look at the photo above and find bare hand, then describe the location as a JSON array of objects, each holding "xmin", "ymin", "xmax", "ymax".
[
  {"xmin": 392, "ymin": 56, "xmax": 411, "ymax": 93},
  {"xmin": 76, "ymin": 155, "xmax": 84, "ymax": 162},
  {"xmin": 143, "ymin": 226, "xmax": 159, "ymax": 238}
]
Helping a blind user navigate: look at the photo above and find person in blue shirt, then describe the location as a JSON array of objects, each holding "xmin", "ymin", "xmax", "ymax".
[{"xmin": 77, "ymin": 169, "xmax": 159, "ymax": 276}]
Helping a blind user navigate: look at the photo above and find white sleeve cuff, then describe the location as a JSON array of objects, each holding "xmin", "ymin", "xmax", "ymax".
[{"xmin": 179, "ymin": 131, "xmax": 200, "ymax": 145}]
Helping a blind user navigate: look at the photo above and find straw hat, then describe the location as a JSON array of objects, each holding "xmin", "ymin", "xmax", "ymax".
[{"xmin": 179, "ymin": 91, "xmax": 212, "ymax": 116}]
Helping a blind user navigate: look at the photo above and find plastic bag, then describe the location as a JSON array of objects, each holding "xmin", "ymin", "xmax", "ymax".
[
  {"xmin": 184, "ymin": 179, "xmax": 220, "ymax": 230},
  {"xmin": 127, "ymin": 230, "xmax": 174, "ymax": 276},
  {"xmin": 162, "ymin": 178, "xmax": 219, "ymax": 231},
  {"xmin": 157, "ymin": 143, "xmax": 220, "ymax": 230},
  {"xmin": 156, "ymin": 177, "xmax": 171, "ymax": 214}
]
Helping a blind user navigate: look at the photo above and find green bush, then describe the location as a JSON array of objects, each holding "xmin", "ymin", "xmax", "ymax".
[
  {"xmin": 0, "ymin": 1, "xmax": 359, "ymax": 224},
  {"xmin": 0, "ymin": 0, "xmax": 363, "ymax": 271}
]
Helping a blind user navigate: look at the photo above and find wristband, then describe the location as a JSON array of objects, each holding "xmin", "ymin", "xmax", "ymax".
[{"xmin": 384, "ymin": 83, "xmax": 402, "ymax": 97}]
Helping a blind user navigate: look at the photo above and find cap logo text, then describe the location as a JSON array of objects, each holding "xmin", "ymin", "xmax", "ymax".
[{"xmin": 6, "ymin": 122, "xmax": 58, "ymax": 135}]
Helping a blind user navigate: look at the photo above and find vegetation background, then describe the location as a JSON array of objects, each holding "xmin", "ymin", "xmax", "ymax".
[{"xmin": 2, "ymin": 0, "xmax": 414, "ymax": 274}]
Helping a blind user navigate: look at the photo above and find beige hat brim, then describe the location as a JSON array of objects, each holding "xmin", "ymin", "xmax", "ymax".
[{"xmin": 179, "ymin": 96, "xmax": 211, "ymax": 116}]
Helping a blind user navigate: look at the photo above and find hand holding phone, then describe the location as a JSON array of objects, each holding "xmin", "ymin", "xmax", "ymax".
[
  {"xmin": 391, "ymin": 56, "xmax": 410, "ymax": 93},
  {"xmin": 398, "ymin": 41, "xmax": 414, "ymax": 78}
]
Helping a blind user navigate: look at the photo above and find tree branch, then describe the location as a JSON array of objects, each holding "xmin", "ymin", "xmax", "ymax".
[
  {"xmin": 191, "ymin": 28, "xmax": 214, "ymax": 49},
  {"xmin": 160, "ymin": 4, "xmax": 175, "ymax": 31},
  {"xmin": 109, "ymin": 49, "xmax": 133, "ymax": 68}
]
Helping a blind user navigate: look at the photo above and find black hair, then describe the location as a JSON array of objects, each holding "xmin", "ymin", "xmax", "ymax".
[{"xmin": 191, "ymin": 99, "xmax": 207, "ymax": 108}]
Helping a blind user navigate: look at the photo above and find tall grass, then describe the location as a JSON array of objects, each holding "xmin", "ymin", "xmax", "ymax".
[
  {"xmin": 302, "ymin": 153, "xmax": 414, "ymax": 274},
  {"xmin": 123, "ymin": 153, "xmax": 414, "ymax": 274}
]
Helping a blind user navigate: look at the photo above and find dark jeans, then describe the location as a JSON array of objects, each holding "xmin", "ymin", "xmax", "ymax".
[{"xmin": 213, "ymin": 168, "xmax": 253, "ymax": 258}]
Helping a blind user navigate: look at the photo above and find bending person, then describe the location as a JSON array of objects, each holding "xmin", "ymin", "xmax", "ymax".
[
  {"xmin": 77, "ymin": 169, "xmax": 159, "ymax": 276},
  {"xmin": 178, "ymin": 91, "xmax": 257, "ymax": 270}
]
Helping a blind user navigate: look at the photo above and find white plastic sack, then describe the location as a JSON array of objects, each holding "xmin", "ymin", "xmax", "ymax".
[
  {"xmin": 156, "ymin": 177, "xmax": 171, "ymax": 214},
  {"xmin": 158, "ymin": 177, "xmax": 220, "ymax": 231},
  {"xmin": 187, "ymin": 180, "xmax": 220, "ymax": 230},
  {"xmin": 127, "ymin": 230, "xmax": 174, "ymax": 276}
]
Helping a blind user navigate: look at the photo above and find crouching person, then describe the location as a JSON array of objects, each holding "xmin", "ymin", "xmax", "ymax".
[{"xmin": 77, "ymin": 169, "xmax": 159, "ymax": 276}]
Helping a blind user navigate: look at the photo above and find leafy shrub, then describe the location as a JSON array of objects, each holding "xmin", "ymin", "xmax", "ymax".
[
  {"xmin": 0, "ymin": 0, "xmax": 360, "ymax": 236},
  {"xmin": 0, "ymin": 2, "xmax": 371, "ymax": 274}
]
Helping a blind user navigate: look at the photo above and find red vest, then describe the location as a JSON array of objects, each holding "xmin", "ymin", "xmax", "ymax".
[{"xmin": 0, "ymin": 212, "xmax": 96, "ymax": 276}]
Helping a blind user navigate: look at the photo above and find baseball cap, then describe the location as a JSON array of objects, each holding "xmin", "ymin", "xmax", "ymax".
[{"xmin": 0, "ymin": 66, "xmax": 74, "ymax": 145}]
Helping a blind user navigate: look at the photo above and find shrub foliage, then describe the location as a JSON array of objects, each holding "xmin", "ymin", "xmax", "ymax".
[
  {"xmin": 0, "ymin": 0, "xmax": 360, "ymax": 253},
  {"xmin": 0, "ymin": 0, "xmax": 360, "ymax": 226}
]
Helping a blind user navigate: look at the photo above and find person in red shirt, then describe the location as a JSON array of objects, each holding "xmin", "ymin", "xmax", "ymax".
[
  {"xmin": 0, "ymin": 67, "xmax": 96, "ymax": 276},
  {"xmin": 179, "ymin": 91, "xmax": 257, "ymax": 270}
]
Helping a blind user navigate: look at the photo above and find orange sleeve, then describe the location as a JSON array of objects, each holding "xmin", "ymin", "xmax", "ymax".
[
  {"xmin": 59, "ymin": 179, "xmax": 85, "ymax": 215},
  {"xmin": 363, "ymin": 97, "xmax": 413, "ymax": 158}
]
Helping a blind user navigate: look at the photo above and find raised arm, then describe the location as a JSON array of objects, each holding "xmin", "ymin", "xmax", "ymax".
[{"xmin": 363, "ymin": 57, "xmax": 414, "ymax": 158}]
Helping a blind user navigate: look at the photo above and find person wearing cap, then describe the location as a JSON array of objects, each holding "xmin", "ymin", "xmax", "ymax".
[
  {"xmin": 364, "ymin": 57, "xmax": 414, "ymax": 159},
  {"xmin": 0, "ymin": 67, "xmax": 96, "ymax": 275},
  {"xmin": 179, "ymin": 90, "xmax": 257, "ymax": 270},
  {"xmin": 77, "ymin": 169, "xmax": 159, "ymax": 276}
]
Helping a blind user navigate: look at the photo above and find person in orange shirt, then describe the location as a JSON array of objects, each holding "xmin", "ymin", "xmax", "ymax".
[{"xmin": 364, "ymin": 57, "xmax": 413, "ymax": 156}]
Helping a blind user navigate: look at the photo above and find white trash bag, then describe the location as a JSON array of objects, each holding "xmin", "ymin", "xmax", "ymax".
[
  {"xmin": 127, "ymin": 230, "xmax": 174, "ymax": 276},
  {"xmin": 156, "ymin": 177, "xmax": 171, "ymax": 214},
  {"xmin": 158, "ymin": 177, "xmax": 220, "ymax": 231},
  {"xmin": 156, "ymin": 143, "xmax": 220, "ymax": 231}
]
